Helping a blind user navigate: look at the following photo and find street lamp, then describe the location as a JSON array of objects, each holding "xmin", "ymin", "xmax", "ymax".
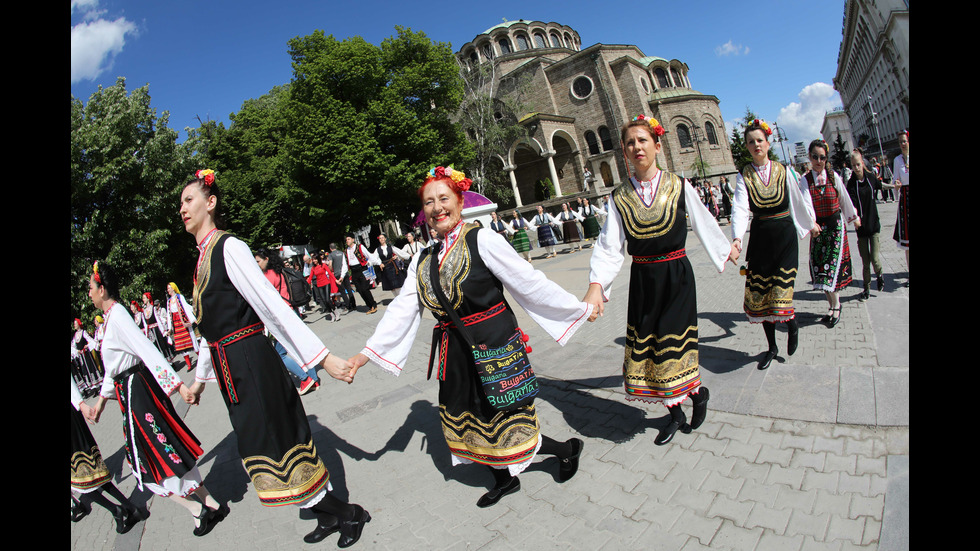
[
  {"xmin": 867, "ymin": 95, "xmax": 887, "ymax": 172},
  {"xmin": 772, "ymin": 123, "xmax": 790, "ymax": 165}
]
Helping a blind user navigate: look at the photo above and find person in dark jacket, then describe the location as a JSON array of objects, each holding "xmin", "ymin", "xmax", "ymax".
[{"xmin": 845, "ymin": 149, "xmax": 883, "ymax": 300}]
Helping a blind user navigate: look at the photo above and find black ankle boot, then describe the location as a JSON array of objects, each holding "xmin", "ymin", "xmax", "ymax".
[
  {"xmin": 304, "ymin": 512, "xmax": 340, "ymax": 544},
  {"xmin": 655, "ymin": 405, "xmax": 688, "ymax": 445},
  {"xmin": 691, "ymin": 388, "xmax": 710, "ymax": 430},
  {"xmin": 337, "ymin": 504, "xmax": 371, "ymax": 548}
]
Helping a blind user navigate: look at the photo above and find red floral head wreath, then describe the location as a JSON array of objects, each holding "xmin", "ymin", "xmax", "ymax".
[
  {"xmin": 195, "ymin": 169, "xmax": 216, "ymax": 186},
  {"xmin": 418, "ymin": 165, "xmax": 472, "ymax": 203},
  {"xmin": 630, "ymin": 114, "xmax": 666, "ymax": 137}
]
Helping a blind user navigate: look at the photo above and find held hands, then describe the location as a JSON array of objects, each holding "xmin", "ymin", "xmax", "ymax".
[
  {"xmin": 811, "ymin": 224, "xmax": 821, "ymax": 237},
  {"xmin": 853, "ymin": 217, "xmax": 861, "ymax": 229},
  {"xmin": 348, "ymin": 353, "xmax": 370, "ymax": 382},
  {"xmin": 80, "ymin": 402, "xmax": 97, "ymax": 424},
  {"xmin": 583, "ymin": 284, "xmax": 604, "ymax": 322},
  {"xmin": 322, "ymin": 353, "xmax": 354, "ymax": 384},
  {"xmin": 728, "ymin": 239, "xmax": 742, "ymax": 265},
  {"xmin": 178, "ymin": 383, "xmax": 200, "ymax": 406}
]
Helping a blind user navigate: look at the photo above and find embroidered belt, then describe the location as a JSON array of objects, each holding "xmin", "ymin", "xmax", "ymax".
[
  {"xmin": 632, "ymin": 249, "xmax": 686, "ymax": 264},
  {"xmin": 758, "ymin": 209, "xmax": 790, "ymax": 221},
  {"xmin": 428, "ymin": 301, "xmax": 507, "ymax": 381},
  {"xmin": 209, "ymin": 322, "xmax": 264, "ymax": 404}
]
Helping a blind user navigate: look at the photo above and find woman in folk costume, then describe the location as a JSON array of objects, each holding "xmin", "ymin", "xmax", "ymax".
[
  {"xmin": 890, "ymin": 130, "xmax": 909, "ymax": 273},
  {"xmin": 71, "ymin": 377, "xmax": 146, "ymax": 532},
  {"xmin": 179, "ymin": 170, "xmax": 369, "ymax": 547},
  {"xmin": 488, "ymin": 211, "xmax": 510, "ymax": 241},
  {"xmin": 373, "ymin": 233, "xmax": 410, "ymax": 296},
  {"xmin": 583, "ymin": 115, "xmax": 733, "ymax": 446},
  {"xmin": 557, "ymin": 202, "xmax": 585, "ymax": 252},
  {"xmin": 508, "ymin": 209, "xmax": 534, "ymax": 261},
  {"xmin": 730, "ymin": 120, "xmax": 816, "ymax": 370},
  {"xmin": 166, "ymin": 281, "xmax": 198, "ymax": 369},
  {"xmin": 350, "ymin": 166, "xmax": 593, "ymax": 509},
  {"xmin": 86, "ymin": 261, "xmax": 226, "ymax": 537},
  {"xmin": 531, "ymin": 205, "xmax": 560, "ymax": 258},
  {"xmin": 578, "ymin": 197, "xmax": 605, "ymax": 247},
  {"xmin": 143, "ymin": 292, "xmax": 175, "ymax": 359},
  {"xmin": 801, "ymin": 139, "xmax": 861, "ymax": 328},
  {"xmin": 71, "ymin": 318, "xmax": 102, "ymax": 392}
]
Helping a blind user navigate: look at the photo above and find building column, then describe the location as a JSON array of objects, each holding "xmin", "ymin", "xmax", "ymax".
[
  {"xmin": 542, "ymin": 150, "xmax": 562, "ymax": 197},
  {"xmin": 505, "ymin": 165, "xmax": 522, "ymax": 207}
]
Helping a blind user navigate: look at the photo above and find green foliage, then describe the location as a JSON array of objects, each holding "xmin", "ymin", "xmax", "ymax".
[
  {"xmin": 535, "ymin": 178, "xmax": 556, "ymax": 201},
  {"xmin": 70, "ymin": 78, "xmax": 197, "ymax": 322},
  {"xmin": 830, "ymin": 133, "xmax": 849, "ymax": 172},
  {"xmin": 282, "ymin": 27, "xmax": 470, "ymax": 243}
]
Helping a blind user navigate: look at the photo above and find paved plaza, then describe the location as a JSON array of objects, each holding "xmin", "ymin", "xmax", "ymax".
[{"xmin": 72, "ymin": 202, "xmax": 909, "ymax": 550}]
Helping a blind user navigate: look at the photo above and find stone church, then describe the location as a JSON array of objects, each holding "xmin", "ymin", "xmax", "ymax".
[{"xmin": 457, "ymin": 19, "xmax": 737, "ymax": 207}]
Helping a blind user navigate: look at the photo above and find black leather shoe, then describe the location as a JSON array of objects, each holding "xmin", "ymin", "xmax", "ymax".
[
  {"xmin": 477, "ymin": 477, "xmax": 521, "ymax": 508},
  {"xmin": 558, "ymin": 439, "xmax": 584, "ymax": 482},
  {"xmin": 112, "ymin": 505, "xmax": 142, "ymax": 534},
  {"xmin": 691, "ymin": 388, "xmax": 710, "ymax": 430},
  {"xmin": 828, "ymin": 307, "xmax": 841, "ymax": 328},
  {"xmin": 192, "ymin": 506, "xmax": 219, "ymax": 537},
  {"xmin": 655, "ymin": 407, "xmax": 688, "ymax": 446},
  {"xmin": 71, "ymin": 500, "xmax": 91, "ymax": 523},
  {"xmin": 758, "ymin": 349, "xmax": 777, "ymax": 370},
  {"xmin": 876, "ymin": 275, "xmax": 884, "ymax": 291},
  {"xmin": 788, "ymin": 327, "xmax": 799, "ymax": 356},
  {"xmin": 303, "ymin": 513, "xmax": 339, "ymax": 544},
  {"xmin": 337, "ymin": 504, "xmax": 371, "ymax": 548}
]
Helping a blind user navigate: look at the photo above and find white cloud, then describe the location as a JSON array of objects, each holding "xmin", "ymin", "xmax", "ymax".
[
  {"xmin": 70, "ymin": 1, "xmax": 136, "ymax": 83},
  {"xmin": 777, "ymin": 82, "xmax": 842, "ymax": 145},
  {"xmin": 715, "ymin": 40, "xmax": 749, "ymax": 57}
]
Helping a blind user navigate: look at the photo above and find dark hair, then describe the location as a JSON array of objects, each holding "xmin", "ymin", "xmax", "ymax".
[
  {"xmin": 808, "ymin": 139, "xmax": 828, "ymax": 156},
  {"xmin": 743, "ymin": 121, "xmax": 771, "ymax": 142},
  {"xmin": 184, "ymin": 176, "xmax": 226, "ymax": 229},
  {"xmin": 255, "ymin": 248, "xmax": 285, "ymax": 274},
  {"xmin": 93, "ymin": 260, "xmax": 121, "ymax": 301}
]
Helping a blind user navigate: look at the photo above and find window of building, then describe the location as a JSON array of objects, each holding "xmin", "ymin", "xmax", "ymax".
[
  {"xmin": 515, "ymin": 34, "xmax": 529, "ymax": 51},
  {"xmin": 676, "ymin": 124, "xmax": 693, "ymax": 148},
  {"xmin": 571, "ymin": 75, "xmax": 594, "ymax": 99},
  {"xmin": 534, "ymin": 32, "xmax": 547, "ymax": 48},
  {"xmin": 550, "ymin": 33, "xmax": 562, "ymax": 48},
  {"xmin": 564, "ymin": 33, "xmax": 574, "ymax": 49},
  {"xmin": 640, "ymin": 78, "xmax": 649, "ymax": 93},
  {"xmin": 481, "ymin": 44, "xmax": 494, "ymax": 59},
  {"xmin": 598, "ymin": 126, "xmax": 614, "ymax": 151},
  {"xmin": 469, "ymin": 51, "xmax": 478, "ymax": 64},
  {"xmin": 671, "ymin": 68, "xmax": 683, "ymax": 88},
  {"xmin": 498, "ymin": 38, "xmax": 512, "ymax": 54},
  {"xmin": 655, "ymin": 68, "xmax": 670, "ymax": 88},
  {"xmin": 585, "ymin": 131, "xmax": 600, "ymax": 155},
  {"xmin": 705, "ymin": 122, "xmax": 718, "ymax": 145}
]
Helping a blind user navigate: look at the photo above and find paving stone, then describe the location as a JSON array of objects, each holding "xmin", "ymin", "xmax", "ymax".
[
  {"xmin": 767, "ymin": 464, "xmax": 806, "ymax": 489},
  {"xmin": 757, "ymin": 444, "xmax": 794, "ymax": 467},
  {"xmin": 827, "ymin": 515, "xmax": 866, "ymax": 546},
  {"xmin": 849, "ymin": 494, "xmax": 885, "ymax": 521},
  {"xmin": 756, "ymin": 531, "xmax": 805, "ymax": 551},
  {"xmin": 700, "ymin": 470, "xmax": 744, "ymax": 500},
  {"xmin": 706, "ymin": 495, "xmax": 753, "ymax": 526},
  {"xmin": 710, "ymin": 520, "xmax": 763, "ymax": 550},
  {"xmin": 787, "ymin": 510, "xmax": 831, "ymax": 540},
  {"xmin": 745, "ymin": 503, "xmax": 792, "ymax": 534},
  {"xmin": 802, "ymin": 470, "xmax": 841, "ymax": 493},
  {"xmin": 674, "ymin": 509, "xmax": 723, "ymax": 546}
]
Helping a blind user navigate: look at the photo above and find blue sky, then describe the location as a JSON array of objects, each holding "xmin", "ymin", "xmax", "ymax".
[{"xmin": 71, "ymin": 0, "xmax": 847, "ymax": 161}]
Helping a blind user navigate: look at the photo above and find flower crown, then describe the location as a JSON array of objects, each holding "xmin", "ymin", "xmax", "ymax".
[
  {"xmin": 752, "ymin": 119, "xmax": 773, "ymax": 136},
  {"xmin": 196, "ymin": 169, "xmax": 216, "ymax": 186},
  {"xmin": 427, "ymin": 166, "xmax": 472, "ymax": 192},
  {"xmin": 631, "ymin": 115, "xmax": 665, "ymax": 137},
  {"xmin": 92, "ymin": 261, "xmax": 102, "ymax": 284}
]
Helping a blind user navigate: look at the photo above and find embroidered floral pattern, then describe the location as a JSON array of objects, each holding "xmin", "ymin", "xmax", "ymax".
[{"xmin": 144, "ymin": 413, "xmax": 182, "ymax": 464}]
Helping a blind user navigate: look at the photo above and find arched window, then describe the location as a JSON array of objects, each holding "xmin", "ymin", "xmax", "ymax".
[
  {"xmin": 515, "ymin": 34, "xmax": 529, "ymax": 51},
  {"xmin": 704, "ymin": 122, "xmax": 718, "ymax": 145},
  {"xmin": 533, "ymin": 32, "xmax": 547, "ymax": 48},
  {"xmin": 676, "ymin": 124, "xmax": 693, "ymax": 148},
  {"xmin": 481, "ymin": 43, "xmax": 494, "ymax": 60},
  {"xmin": 655, "ymin": 68, "xmax": 670, "ymax": 88},
  {"xmin": 469, "ymin": 51, "xmax": 478, "ymax": 64},
  {"xmin": 550, "ymin": 33, "xmax": 562, "ymax": 48},
  {"xmin": 598, "ymin": 126, "xmax": 614, "ymax": 151},
  {"xmin": 585, "ymin": 131, "xmax": 600, "ymax": 155},
  {"xmin": 498, "ymin": 38, "xmax": 512, "ymax": 54},
  {"xmin": 564, "ymin": 33, "xmax": 574, "ymax": 49},
  {"xmin": 671, "ymin": 68, "xmax": 684, "ymax": 88}
]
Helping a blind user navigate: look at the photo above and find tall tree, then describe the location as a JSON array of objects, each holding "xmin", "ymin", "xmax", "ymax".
[
  {"xmin": 284, "ymin": 27, "xmax": 470, "ymax": 243},
  {"xmin": 71, "ymin": 78, "xmax": 197, "ymax": 321},
  {"xmin": 830, "ymin": 133, "xmax": 849, "ymax": 172},
  {"xmin": 456, "ymin": 59, "xmax": 530, "ymax": 205}
]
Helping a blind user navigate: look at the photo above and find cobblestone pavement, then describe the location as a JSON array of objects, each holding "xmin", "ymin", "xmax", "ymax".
[{"xmin": 72, "ymin": 201, "xmax": 908, "ymax": 550}]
